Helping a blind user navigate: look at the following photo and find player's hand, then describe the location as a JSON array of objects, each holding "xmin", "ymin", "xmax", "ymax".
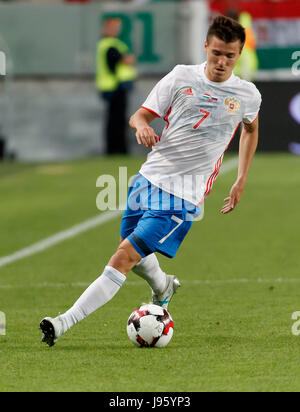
[
  {"xmin": 221, "ymin": 181, "xmax": 245, "ymax": 214},
  {"xmin": 136, "ymin": 126, "xmax": 160, "ymax": 148}
]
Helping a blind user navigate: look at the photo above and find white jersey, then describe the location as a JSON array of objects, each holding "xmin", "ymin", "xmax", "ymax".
[{"xmin": 139, "ymin": 62, "xmax": 262, "ymax": 205}]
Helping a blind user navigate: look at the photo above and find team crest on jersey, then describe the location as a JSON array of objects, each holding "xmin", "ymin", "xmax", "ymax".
[{"xmin": 225, "ymin": 97, "xmax": 240, "ymax": 114}]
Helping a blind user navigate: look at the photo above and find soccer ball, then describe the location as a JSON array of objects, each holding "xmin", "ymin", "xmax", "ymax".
[{"xmin": 127, "ymin": 303, "xmax": 174, "ymax": 348}]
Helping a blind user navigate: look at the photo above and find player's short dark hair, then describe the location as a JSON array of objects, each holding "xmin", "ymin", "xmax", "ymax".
[{"xmin": 207, "ymin": 15, "xmax": 246, "ymax": 49}]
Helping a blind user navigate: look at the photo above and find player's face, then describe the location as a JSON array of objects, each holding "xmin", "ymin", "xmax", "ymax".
[
  {"xmin": 204, "ymin": 36, "xmax": 242, "ymax": 82},
  {"xmin": 103, "ymin": 18, "xmax": 122, "ymax": 37}
]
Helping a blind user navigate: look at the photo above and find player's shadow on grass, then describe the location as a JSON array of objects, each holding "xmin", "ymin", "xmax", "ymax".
[
  {"xmin": 39, "ymin": 334, "xmax": 293, "ymax": 351},
  {"xmin": 46, "ymin": 340, "xmax": 183, "ymax": 351}
]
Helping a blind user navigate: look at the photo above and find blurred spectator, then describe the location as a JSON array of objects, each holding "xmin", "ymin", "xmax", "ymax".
[
  {"xmin": 226, "ymin": 9, "xmax": 259, "ymax": 81},
  {"xmin": 96, "ymin": 17, "xmax": 137, "ymax": 155}
]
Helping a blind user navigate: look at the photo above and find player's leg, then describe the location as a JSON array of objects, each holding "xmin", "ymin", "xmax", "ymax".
[
  {"xmin": 125, "ymin": 209, "xmax": 196, "ymax": 309},
  {"xmin": 119, "ymin": 176, "xmax": 185, "ymax": 308},
  {"xmin": 40, "ymin": 239, "xmax": 141, "ymax": 347},
  {"xmin": 118, "ymin": 180, "xmax": 171, "ymax": 300},
  {"xmin": 120, "ymin": 236, "xmax": 180, "ymax": 309},
  {"xmin": 119, "ymin": 236, "xmax": 168, "ymax": 297}
]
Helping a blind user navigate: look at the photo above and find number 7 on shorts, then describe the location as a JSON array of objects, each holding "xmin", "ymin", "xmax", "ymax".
[{"xmin": 159, "ymin": 215, "xmax": 184, "ymax": 244}]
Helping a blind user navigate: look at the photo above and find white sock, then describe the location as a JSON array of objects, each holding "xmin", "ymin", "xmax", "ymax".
[
  {"xmin": 58, "ymin": 266, "xmax": 126, "ymax": 333},
  {"xmin": 132, "ymin": 254, "xmax": 167, "ymax": 294}
]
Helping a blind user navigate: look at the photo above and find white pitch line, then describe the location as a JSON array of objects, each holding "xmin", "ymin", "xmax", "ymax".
[
  {"xmin": 0, "ymin": 209, "xmax": 123, "ymax": 269},
  {"xmin": 0, "ymin": 157, "xmax": 238, "ymax": 269}
]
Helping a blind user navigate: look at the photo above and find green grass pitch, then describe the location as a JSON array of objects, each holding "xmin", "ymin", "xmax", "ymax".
[{"xmin": 0, "ymin": 153, "xmax": 299, "ymax": 392}]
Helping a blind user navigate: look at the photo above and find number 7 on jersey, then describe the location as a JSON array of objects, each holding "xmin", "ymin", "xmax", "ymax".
[{"xmin": 193, "ymin": 109, "xmax": 210, "ymax": 130}]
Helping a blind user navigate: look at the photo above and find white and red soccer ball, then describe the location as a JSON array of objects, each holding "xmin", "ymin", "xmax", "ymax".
[{"xmin": 127, "ymin": 303, "xmax": 174, "ymax": 348}]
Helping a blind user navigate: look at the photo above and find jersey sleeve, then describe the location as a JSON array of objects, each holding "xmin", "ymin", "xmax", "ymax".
[
  {"xmin": 141, "ymin": 66, "xmax": 177, "ymax": 118},
  {"xmin": 243, "ymin": 86, "xmax": 262, "ymax": 124}
]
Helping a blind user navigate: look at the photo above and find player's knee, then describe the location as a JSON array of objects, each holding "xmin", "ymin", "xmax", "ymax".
[
  {"xmin": 108, "ymin": 241, "xmax": 141, "ymax": 274},
  {"xmin": 116, "ymin": 243, "xmax": 139, "ymax": 267}
]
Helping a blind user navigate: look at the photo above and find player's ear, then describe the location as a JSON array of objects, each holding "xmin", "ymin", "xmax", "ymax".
[
  {"xmin": 239, "ymin": 42, "xmax": 244, "ymax": 55},
  {"xmin": 204, "ymin": 40, "xmax": 208, "ymax": 52}
]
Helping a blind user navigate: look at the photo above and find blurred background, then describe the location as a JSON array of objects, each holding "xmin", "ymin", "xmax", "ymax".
[
  {"xmin": 0, "ymin": 0, "xmax": 299, "ymax": 161},
  {"xmin": 0, "ymin": 2, "xmax": 299, "ymax": 392}
]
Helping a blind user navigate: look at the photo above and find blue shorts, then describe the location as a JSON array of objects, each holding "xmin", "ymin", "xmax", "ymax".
[{"xmin": 120, "ymin": 174, "xmax": 201, "ymax": 258}]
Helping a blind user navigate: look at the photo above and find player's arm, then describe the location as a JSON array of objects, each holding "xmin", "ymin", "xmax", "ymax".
[
  {"xmin": 107, "ymin": 47, "xmax": 135, "ymax": 68},
  {"xmin": 221, "ymin": 116, "xmax": 259, "ymax": 214},
  {"xmin": 129, "ymin": 108, "xmax": 160, "ymax": 148},
  {"xmin": 122, "ymin": 54, "xmax": 135, "ymax": 66}
]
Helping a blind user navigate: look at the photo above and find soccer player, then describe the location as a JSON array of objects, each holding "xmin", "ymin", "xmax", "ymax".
[{"xmin": 40, "ymin": 16, "xmax": 261, "ymax": 347}]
